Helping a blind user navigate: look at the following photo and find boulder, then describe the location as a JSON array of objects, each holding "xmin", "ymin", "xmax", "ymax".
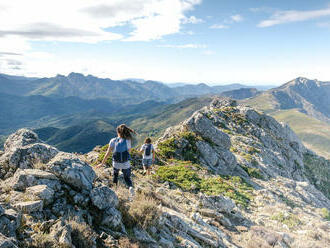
[
  {"xmin": 50, "ymin": 220, "xmax": 72, "ymax": 247},
  {"xmin": 25, "ymin": 185, "xmax": 55, "ymax": 206},
  {"xmin": 184, "ymin": 112, "xmax": 231, "ymax": 150},
  {"xmin": 90, "ymin": 186, "xmax": 118, "ymax": 210},
  {"xmin": 196, "ymin": 141, "xmax": 218, "ymax": 167},
  {"xmin": 199, "ymin": 194, "xmax": 236, "ymax": 214},
  {"xmin": 4, "ymin": 129, "xmax": 39, "ymax": 152},
  {"xmin": 101, "ymin": 207, "xmax": 123, "ymax": 231},
  {"xmin": 0, "ymin": 129, "xmax": 58, "ymax": 174},
  {"xmin": 0, "ymin": 216, "xmax": 17, "ymax": 238},
  {"xmin": 10, "ymin": 169, "xmax": 59, "ymax": 191},
  {"xmin": 14, "ymin": 200, "xmax": 43, "ymax": 213},
  {"xmin": 47, "ymin": 152, "xmax": 96, "ymax": 191},
  {"xmin": 0, "ymin": 206, "xmax": 3, "ymax": 217}
]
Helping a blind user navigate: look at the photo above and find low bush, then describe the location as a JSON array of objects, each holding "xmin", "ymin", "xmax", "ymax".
[{"xmin": 155, "ymin": 162, "xmax": 253, "ymax": 208}]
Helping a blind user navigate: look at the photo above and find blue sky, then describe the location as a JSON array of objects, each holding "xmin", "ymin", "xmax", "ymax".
[{"xmin": 1, "ymin": 0, "xmax": 330, "ymax": 85}]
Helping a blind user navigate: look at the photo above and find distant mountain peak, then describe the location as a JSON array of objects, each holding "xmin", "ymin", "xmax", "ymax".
[{"xmin": 68, "ymin": 72, "xmax": 85, "ymax": 78}]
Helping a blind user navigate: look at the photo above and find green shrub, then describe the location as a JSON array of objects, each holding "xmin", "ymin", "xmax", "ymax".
[
  {"xmin": 155, "ymin": 163, "xmax": 253, "ymax": 208},
  {"xmin": 271, "ymin": 212, "xmax": 301, "ymax": 229},
  {"xmin": 241, "ymin": 152, "xmax": 253, "ymax": 162},
  {"xmin": 155, "ymin": 164, "xmax": 201, "ymax": 191},
  {"xmin": 321, "ymin": 208, "xmax": 330, "ymax": 221},
  {"xmin": 230, "ymin": 146, "xmax": 238, "ymax": 153},
  {"xmin": 157, "ymin": 137, "xmax": 177, "ymax": 159},
  {"xmin": 247, "ymin": 146, "xmax": 259, "ymax": 154},
  {"xmin": 95, "ymin": 144, "xmax": 112, "ymax": 165},
  {"xmin": 241, "ymin": 165, "xmax": 264, "ymax": 179}
]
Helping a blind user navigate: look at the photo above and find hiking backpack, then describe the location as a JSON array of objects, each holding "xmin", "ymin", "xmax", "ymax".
[
  {"xmin": 145, "ymin": 144, "xmax": 152, "ymax": 156},
  {"xmin": 112, "ymin": 138, "xmax": 130, "ymax": 163}
]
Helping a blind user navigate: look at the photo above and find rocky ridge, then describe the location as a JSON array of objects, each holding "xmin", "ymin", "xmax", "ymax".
[{"xmin": 0, "ymin": 98, "xmax": 329, "ymax": 247}]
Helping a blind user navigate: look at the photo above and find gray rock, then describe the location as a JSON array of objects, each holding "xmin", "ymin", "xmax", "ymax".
[
  {"xmin": 4, "ymin": 129, "xmax": 39, "ymax": 152},
  {"xmin": 47, "ymin": 152, "xmax": 96, "ymax": 191},
  {"xmin": 50, "ymin": 220, "xmax": 72, "ymax": 247},
  {"xmin": 133, "ymin": 227, "xmax": 156, "ymax": 243},
  {"xmin": 199, "ymin": 194, "xmax": 236, "ymax": 214},
  {"xmin": 73, "ymin": 193, "xmax": 90, "ymax": 207},
  {"xmin": 90, "ymin": 186, "xmax": 118, "ymax": 210},
  {"xmin": 0, "ymin": 216, "xmax": 17, "ymax": 238},
  {"xmin": 25, "ymin": 185, "xmax": 55, "ymax": 206},
  {"xmin": 159, "ymin": 237, "xmax": 174, "ymax": 248},
  {"xmin": 0, "ymin": 233, "xmax": 17, "ymax": 248},
  {"xmin": 0, "ymin": 129, "xmax": 58, "ymax": 176},
  {"xmin": 0, "ymin": 206, "xmax": 3, "ymax": 217},
  {"xmin": 10, "ymin": 169, "xmax": 58, "ymax": 191},
  {"xmin": 184, "ymin": 112, "xmax": 231, "ymax": 150},
  {"xmin": 101, "ymin": 207, "xmax": 123, "ymax": 231},
  {"xmin": 196, "ymin": 141, "xmax": 218, "ymax": 167},
  {"xmin": 14, "ymin": 200, "xmax": 43, "ymax": 213}
]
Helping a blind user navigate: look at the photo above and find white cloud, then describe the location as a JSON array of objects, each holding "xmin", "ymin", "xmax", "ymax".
[
  {"xmin": 124, "ymin": 0, "xmax": 203, "ymax": 41},
  {"xmin": 182, "ymin": 15, "xmax": 204, "ymax": 24},
  {"xmin": 231, "ymin": 14, "xmax": 243, "ymax": 23},
  {"xmin": 159, "ymin": 43, "xmax": 207, "ymax": 48},
  {"xmin": 209, "ymin": 14, "xmax": 243, "ymax": 29},
  {"xmin": 258, "ymin": 7, "xmax": 330, "ymax": 27},
  {"xmin": 0, "ymin": 0, "xmax": 202, "ymax": 47},
  {"xmin": 209, "ymin": 24, "xmax": 229, "ymax": 29}
]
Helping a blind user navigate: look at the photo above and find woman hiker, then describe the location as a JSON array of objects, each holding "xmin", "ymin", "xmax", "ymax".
[{"xmin": 98, "ymin": 124, "xmax": 136, "ymax": 198}]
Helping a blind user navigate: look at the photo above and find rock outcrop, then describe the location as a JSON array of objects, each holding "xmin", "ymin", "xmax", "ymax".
[{"xmin": 0, "ymin": 129, "xmax": 121, "ymax": 248}]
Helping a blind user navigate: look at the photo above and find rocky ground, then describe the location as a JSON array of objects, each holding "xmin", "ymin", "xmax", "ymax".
[{"xmin": 0, "ymin": 98, "xmax": 329, "ymax": 248}]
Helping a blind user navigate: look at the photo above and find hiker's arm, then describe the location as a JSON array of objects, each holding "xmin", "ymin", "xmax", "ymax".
[
  {"xmin": 100, "ymin": 146, "xmax": 112, "ymax": 166},
  {"xmin": 152, "ymin": 149, "xmax": 155, "ymax": 161}
]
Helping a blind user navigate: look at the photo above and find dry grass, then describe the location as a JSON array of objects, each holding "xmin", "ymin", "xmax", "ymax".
[
  {"xmin": 33, "ymin": 161, "xmax": 48, "ymax": 170},
  {"xmin": 117, "ymin": 186, "xmax": 161, "ymax": 229},
  {"xmin": 29, "ymin": 233, "xmax": 57, "ymax": 248},
  {"xmin": 118, "ymin": 237, "xmax": 140, "ymax": 248},
  {"xmin": 68, "ymin": 219, "xmax": 97, "ymax": 248}
]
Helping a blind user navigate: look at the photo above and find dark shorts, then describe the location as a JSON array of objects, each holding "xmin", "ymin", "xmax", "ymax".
[{"xmin": 142, "ymin": 159, "xmax": 153, "ymax": 168}]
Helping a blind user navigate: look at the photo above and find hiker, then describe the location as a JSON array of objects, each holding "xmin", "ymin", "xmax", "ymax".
[
  {"xmin": 140, "ymin": 137, "xmax": 155, "ymax": 175},
  {"xmin": 98, "ymin": 124, "xmax": 136, "ymax": 197}
]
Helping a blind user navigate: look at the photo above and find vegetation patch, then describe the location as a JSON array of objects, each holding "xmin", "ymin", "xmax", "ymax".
[
  {"xmin": 321, "ymin": 208, "xmax": 330, "ymax": 221},
  {"xmin": 247, "ymin": 146, "xmax": 260, "ymax": 154},
  {"xmin": 241, "ymin": 165, "xmax": 264, "ymax": 179},
  {"xmin": 271, "ymin": 212, "xmax": 301, "ymax": 229},
  {"xmin": 118, "ymin": 192, "xmax": 160, "ymax": 229},
  {"xmin": 201, "ymin": 176, "xmax": 253, "ymax": 208},
  {"xmin": 278, "ymin": 194, "xmax": 298, "ymax": 209},
  {"xmin": 155, "ymin": 162, "xmax": 253, "ymax": 208},
  {"xmin": 155, "ymin": 163, "xmax": 201, "ymax": 191},
  {"xmin": 69, "ymin": 220, "xmax": 97, "ymax": 248},
  {"xmin": 94, "ymin": 144, "xmax": 112, "ymax": 166},
  {"xmin": 303, "ymin": 153, "xmax": 330, "ymax": 199},
  {"xmin": 157, "ymin": 137, "xmax": 178, "ymax": 159},
  {"xmin": 157, "ymin": 132, "xmax": 203, "ymax": 163}
]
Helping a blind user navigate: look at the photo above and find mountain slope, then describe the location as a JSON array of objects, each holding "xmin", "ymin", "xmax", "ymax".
[
  {"xmin": 220, "ymin": 87, "xmax": 259, "ymax": 100},
  {"xmin": 242, "ymin": 77, "xmax": 330, "ymax": 159},
  {"xmin": 1, "ymin": 99, "xmax": 329, "ymax": 247}
]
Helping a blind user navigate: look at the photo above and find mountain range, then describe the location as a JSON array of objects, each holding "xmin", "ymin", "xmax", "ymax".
[
  {"xmin": 0, "ymin": 73, "xmax": 268, "ymax": 151},
  {"xmin": 242, "ymin": 77, "xmax": 330, "ymax": 158},
  {"xmin": 1, "ymin": 73, "xmax": 330, "ymax": 159}
]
